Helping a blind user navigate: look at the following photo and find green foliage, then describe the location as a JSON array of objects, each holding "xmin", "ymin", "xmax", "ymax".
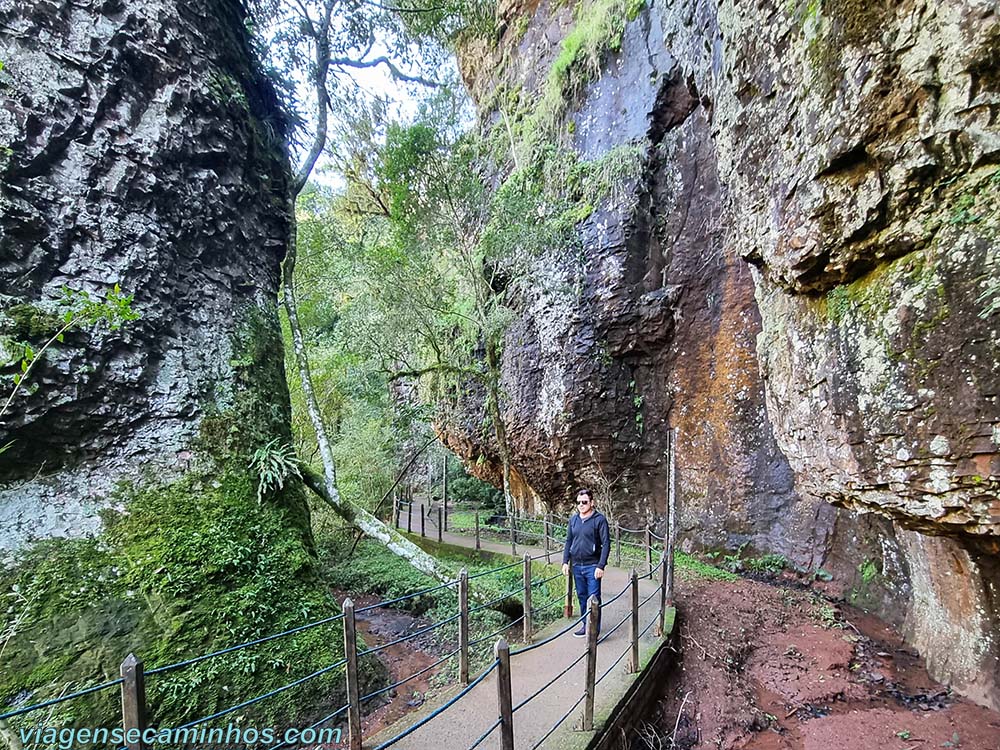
[
  {"xmin": 674, "ymin": 552, "xmax": 739, "ymax": 582},
  {"xmin": 526, "ymin": 0, "xmax": 647, "ymax": 141},
  {"xmin": 249, "ymin": 438, "xmax": 302, "ymax": 503},
  {"xmin": 448, "ymin": 474, "xmax": 504, "ymax": 509},
  {"xmin": 949, "ymin": 192, "xmax": 982, "ymax": 226},
  {"xmin": 700, "ymin": 546, "xmax": 788, "ymax": 577},
  {"xmin": 826, "ymin": 284, "xmax": 851, "ymax": 324},
  {"xmin": 0, "ymin": 466, "xmax": 359, "ymax": 731},
  {"xmin": 744, "ymin": 553, "xmax": 788, "ymax": 576},
  {"xmin": 859, "ymin": 558, "xmax": 879, "ymax": 584},
  {"xmin": 1, "ymin": 285, "xmax": 139, "ymax": 417},
  {"xmin": 979, "ymin": 279, "xmax": 1000, "ymax": 318}
]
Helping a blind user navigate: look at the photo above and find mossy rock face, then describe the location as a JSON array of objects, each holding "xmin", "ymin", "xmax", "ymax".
[
  {"xmin": 0, "ymin": 465, "xmax": 382, "ymax": 731},
  {"xmin": 2, "ymin": 304, "xmax": 64, "ymax": 341}
]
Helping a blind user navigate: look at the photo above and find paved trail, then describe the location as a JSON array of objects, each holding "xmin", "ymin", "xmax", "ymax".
[{"xmin": 368, "ymin": 523, "xmax": 664, "ymax": 750}]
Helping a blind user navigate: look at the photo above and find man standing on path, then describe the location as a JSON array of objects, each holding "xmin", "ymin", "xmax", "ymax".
[{"xmin": 561, "ymin": 489, "xmax": 611, "ymax": 637}]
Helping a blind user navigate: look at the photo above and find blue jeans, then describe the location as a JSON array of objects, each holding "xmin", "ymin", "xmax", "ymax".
[{"xmin": 573, "ymin": 563, "xmax": 602, "ymax": 632}]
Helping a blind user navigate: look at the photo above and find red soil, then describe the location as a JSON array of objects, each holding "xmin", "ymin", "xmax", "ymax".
[{"xmin": 637, "ymin": 576, "xmax": 1000, "ymax": 750}]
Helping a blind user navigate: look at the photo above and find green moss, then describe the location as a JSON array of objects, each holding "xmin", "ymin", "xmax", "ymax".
[
  {"xmin": 675, "ymin": 552, "xmax": 739, "ymax": 582},
  {"xmin": 859, "ymin": 558, "xmax": 879, "ymax": 583},
  {"xmin": 206, "ymin": 71, "xmax": 250, "ymax": 110},
  {"xmin": 521, "ymin": 0, "xmax": 646, "ymax": 144},
  {"xmin": 0, "ymin": 465, "xmax": 368, "ymax": 731},
  {"xmin": 2, "ymin": 304, "xmax": 63, "ymax": 340},
  {"xmin": 804, "ymin": 0, "xmax": 889, "ymax": 99},
  {"xmin": 822, "ymin": 0, "xmax": 888, "ymax": 46},
  {"xmin": 0, "ymin": 302, "xmax": 364, "ymax": 732}
]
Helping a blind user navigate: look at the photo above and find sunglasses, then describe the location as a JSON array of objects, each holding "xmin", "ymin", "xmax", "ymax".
[{"xmin": 576, "ymin": 499, "xmax": 591, "ymax": 505}]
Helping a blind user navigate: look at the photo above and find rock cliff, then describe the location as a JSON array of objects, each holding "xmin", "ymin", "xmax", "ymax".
[
  {"xmin": 0, "ymin": 0, "xmax": 348, "ymax": 726},
  {"xmin": 448, "ymin": 0, "xmax": 1000, "ymax": 708},
  {"xmin": 0, "ymin": 0, "xmax": 289, "ymax": 548}
]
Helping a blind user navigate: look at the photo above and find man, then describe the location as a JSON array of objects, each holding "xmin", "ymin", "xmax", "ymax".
[{"xmin": 561, "ymin": 488, "xmax": 611, "ymax": 637}]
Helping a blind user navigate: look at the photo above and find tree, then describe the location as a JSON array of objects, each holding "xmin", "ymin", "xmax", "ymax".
[{"xmin": 254, "ymin": 0, "xmax": 472, "ymax": 580}]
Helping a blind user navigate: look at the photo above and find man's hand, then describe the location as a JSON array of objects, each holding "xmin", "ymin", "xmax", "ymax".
[
  {"xmin": 562, "ymin": 563, "xmax": 570, "ymax": 577},
  {"xmin": 595, "ymin": 568, "xmax": 604, "ymax": 580}
]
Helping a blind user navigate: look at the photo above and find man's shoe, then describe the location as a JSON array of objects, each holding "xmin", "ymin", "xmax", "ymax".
[{"xmin": 573, "ymin": 625, "xmax": 586, "ymax": 638}]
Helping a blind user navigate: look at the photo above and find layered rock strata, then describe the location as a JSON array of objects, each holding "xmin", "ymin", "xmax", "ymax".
[
  {"xmin": 448, "ymin": 0, "xmax": 1000, "ymax": 708},
  {"xmin": 0, "ymin": 0, "xmax": 291, "ymax": 550}
]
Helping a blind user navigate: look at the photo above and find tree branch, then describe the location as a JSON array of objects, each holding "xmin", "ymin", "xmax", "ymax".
[{"xmin": 328, "ymin": 55, "xmax": 439, "ymax": 87}]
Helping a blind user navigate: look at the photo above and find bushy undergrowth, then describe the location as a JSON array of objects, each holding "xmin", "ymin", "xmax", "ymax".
[{"xmin": 0, "ymin": 468, "xmax": 374, "ymax": 735}]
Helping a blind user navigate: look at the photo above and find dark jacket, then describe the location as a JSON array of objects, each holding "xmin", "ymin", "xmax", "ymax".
[{"xmin": 563, "ymin": 511, "xmax": 611, "ymax": 568}]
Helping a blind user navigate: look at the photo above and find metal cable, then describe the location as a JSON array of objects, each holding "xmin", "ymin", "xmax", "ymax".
[
  {"xmin": 509, "ymin": 614, "xmax": 585, "ymax": 655},
  {"xmin": 356, "ymin": 580, "xmax": 458, "ymax": 613},
  {"xmin": 465, "ymin": 718, "xmax": 501, "ymax": 750},
  {"xmin": 0, "ymin": 678, "xmax": 124, "ymax": 721},
  {"xmin": 598, "ymin": 579, "xmax": 632, "ymax": 609},
  {"xmin": 359, "ymin": 648, "xmax": 460, "ymax": 702},
  {"xmin": 597, "ymin": 611, "xmax": 631, "ymax": 644},
  {"xmin": 466, "ymin": 559, "xmax": 523, "ymax": 580},
  {"xmin": 267, "ymin": 705, "xmax": 349, "ymax": 750},
  {"xmin": 512, "ymin": 649, "xmax": 588, "ymax": 713},
  {"xmin": 639, "ymin": 587, "xmax": 659, "ymax": 608},
  {"xmin": 595, "ymin": 640, "xmax": 632, "ymax": 685},
  {"xmin": 468, "ymin": 616, "xmax": 523, "ymax": 649},
  {"xmin": 370, "ymin": 659, "xmax": 499, "ymax": 750},
  {"xmin": 531, "ymin": 571, "xmax": 563, "ymax": 587},
  {"xmin": 531, "ymin": 593, "xmax": 565, "ymax": 613},
  {"xmin": 177, "ymin": 658, "xmax": 347, "ymax": 730},
  {"xmin": 468, "ymin": 586, "xmax": 522, "ymax": 615},
  {"xmin": 640, "ymin": 612, "xmax": 659, "ymax": 638},
  {"xmin": 529, "ymin": 691, "xmax": 586, "ymax": 750},
  {"xmin": 147, "ymin": 613, "xmax": 346, "ymax": 676}
]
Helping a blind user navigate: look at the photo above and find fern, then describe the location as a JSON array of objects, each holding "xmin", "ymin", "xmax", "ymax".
[{"xmin": 248, "ymin": 439, "xmax": 302, "ymax": 503}]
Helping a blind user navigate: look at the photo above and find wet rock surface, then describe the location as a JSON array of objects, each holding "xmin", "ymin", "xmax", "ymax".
[
  {"xmin": 0, "ymin": 0, "xmax": 291, "ymax": 550},
  {"xmin": 451, "ymin": 0, "xmax": 1000, "ymax": 708}
]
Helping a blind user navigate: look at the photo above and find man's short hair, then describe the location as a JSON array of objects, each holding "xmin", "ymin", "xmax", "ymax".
[{"xmin": 576, "ymin": 488, "xmax": 593, "ymax": 502}]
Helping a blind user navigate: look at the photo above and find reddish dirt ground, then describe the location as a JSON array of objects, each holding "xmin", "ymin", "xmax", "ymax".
[
  {"xmin": 320, "ymin": 591, "xmax": 453, "ymax": 746},
  {"xmin": 635, "ymin": 576, "xmax": 1000, "ymax": 750}
]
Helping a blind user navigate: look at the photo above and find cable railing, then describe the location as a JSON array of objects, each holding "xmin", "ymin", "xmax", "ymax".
[{"xmin": 6, "ymin": 494, "xmax": 677, "ymax": 750}]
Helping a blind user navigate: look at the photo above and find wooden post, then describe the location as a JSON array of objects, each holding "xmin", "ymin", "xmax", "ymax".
[
  {"xmin": 420, "ymin": 503, "xmax": 425, "ymax": 537},
  {"xmin": 442, "ymin": 454, "xmax": 448, "ymax": 531},
  {"xmin": 656, "ymin": 551, "xmax": 667, "ymax": 637},
  {"xmin": 629, "ymin": 569, "xmax": 639, "ymax": 672},
  {"xmin": 437, "ymin": 506, "xmax": 443, "ymax": 543},
  {"xmin": 543, "ymin": 513, "xmax": 551, "ymax": 563},
  {"xmin": 496, "ymin": 639, "xmax": 514, "ymax": 750},
  {"xmin": 522, "ymin": 553, "xmax": 532, "ymax": 643},
  {"xmin": 615, "ymin": 522, "xmax": 621, "ymax": 566},
  {"xmin": 393, "ymin": 495, "xmax": 400, "ymax": 529},
  {"xmin": 666, "ymin": 427, "xmax": 677, "ymax": 606},
  {"xmin": 343, "ymin": 599, "xmax": 362, "ymax": 750},
  {"xmin": 120, "ymin": 653, "xmax": 147, "ymax": 750},
  {"xmin": 583, "ymin": 596, "xmax": 600, "ymax": 731},
  {"xmin": 459, "ymin": 568, "xmax": 470, "ymax": 685},
  {"xmin": 645, "ymin": 526, "xmax": 653, "ymax": 574},
  {"xmin": 475, "ymin": 511, "xmax": 481, "ymax": 551},
  {"xmin": 564, "ymin": 562, "xmax": 574, "ymax": 618},
  {"xmin": 407, "ymin": 502, "xmax": 412, "ymax": 533}
]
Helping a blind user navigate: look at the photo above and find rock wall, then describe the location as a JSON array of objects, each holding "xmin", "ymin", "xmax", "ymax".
[
  {"xmin": 450, "ymin": 0, "xmax": 1000, "ymax": 708},
  {"xmin": 0, "ymin": 0, "xmax": 355, "ymax": 727},
  {"xmin": 0, "ymin": 0, "xmax": 290, "ymax": 550}
]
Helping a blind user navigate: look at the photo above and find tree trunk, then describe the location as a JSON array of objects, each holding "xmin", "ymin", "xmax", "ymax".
[
  {"xmin": 302, "ymin": 468, "xmax": 456, "ymax": 581},
  {"xmin": 485, "ymin": 341, "xmax": 514, "ymax": 516}
]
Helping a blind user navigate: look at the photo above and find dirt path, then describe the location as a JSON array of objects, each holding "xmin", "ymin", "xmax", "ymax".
[{"xmin": 640, "ymin": 576, "xmax": 1000, "ymax": 750}]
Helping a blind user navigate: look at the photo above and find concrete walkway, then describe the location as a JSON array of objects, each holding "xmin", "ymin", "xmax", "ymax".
[{"xmin": 366, "ymin": 523, "xmax": 667, "ymax": 750}]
